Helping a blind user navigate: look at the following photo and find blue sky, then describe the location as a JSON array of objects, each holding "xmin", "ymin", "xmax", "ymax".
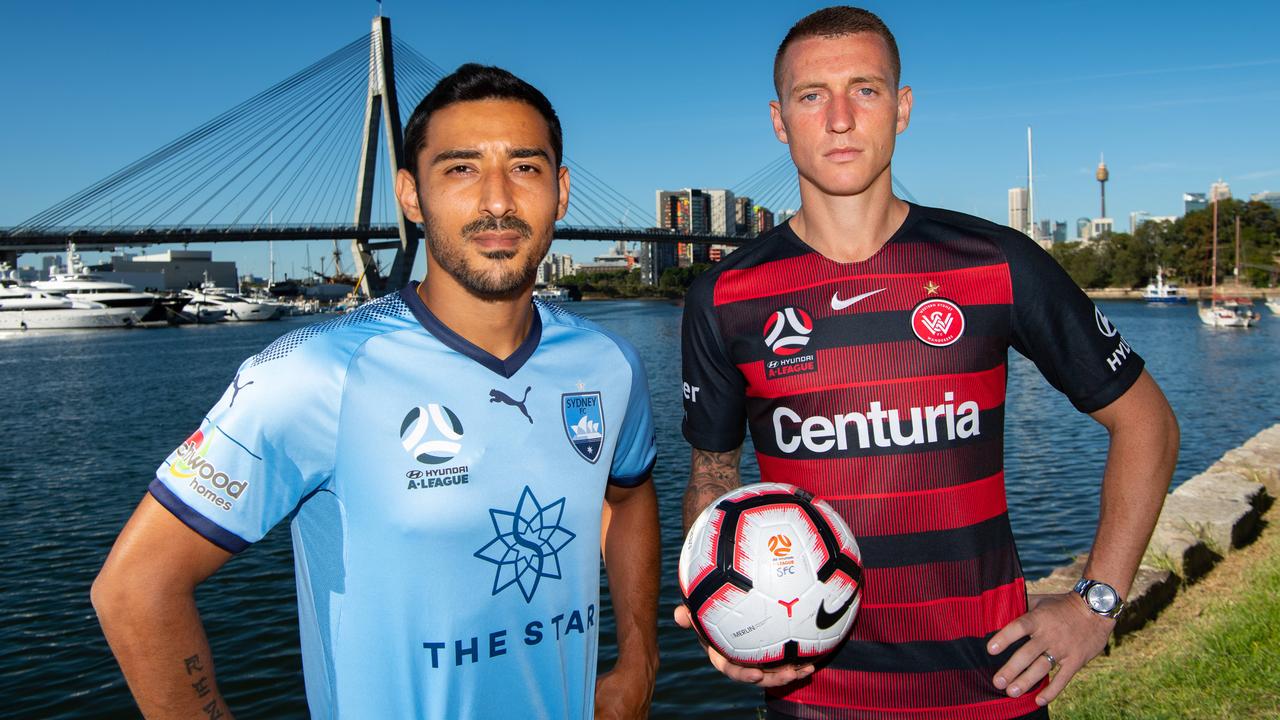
[{"xmin": 2, "ymin": 0, "xmax": 1278, "ymax": 278}]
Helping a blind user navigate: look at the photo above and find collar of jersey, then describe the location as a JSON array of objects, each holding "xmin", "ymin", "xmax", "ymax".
[{"xmin": 399, "ymin": 282, "xmax": 542, "ymax": 379}]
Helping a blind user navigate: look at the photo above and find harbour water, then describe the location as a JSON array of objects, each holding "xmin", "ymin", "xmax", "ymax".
[{"xmin": 2, "ymin": 299, "xmax": 1277, "ymax": 718}]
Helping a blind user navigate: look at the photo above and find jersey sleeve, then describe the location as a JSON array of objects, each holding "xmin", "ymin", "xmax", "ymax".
[
  {"xmin": 681, "ymin": 273, "xmax": 748, "ymax": 452},
  {"xmin": 998, "ymin": 231, "xmax": 1145, "ymax": 413},
  {"xmin": 606, "ymin": 336, "xmax": 657, "ymax": 487},
  {"xmin": 149, "ymin": 339, "xmax": 342, "ymax": 552}
]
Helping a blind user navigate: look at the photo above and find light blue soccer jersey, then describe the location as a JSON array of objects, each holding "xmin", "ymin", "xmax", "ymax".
[{"xmin": 150, "ymin": 284, "xmax": 657, "ymax": 719}]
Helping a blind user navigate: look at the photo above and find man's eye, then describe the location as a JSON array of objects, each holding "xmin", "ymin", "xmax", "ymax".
[
  {"xmin": 856, "ymin": 87, "xmax": 876, "ymax": 97},
  {"xmin": 801, "ymin": 92, "xmax": 821, "ymax": 102},
  {"xmin": 445, "ymin": 165, "xmax": 475, "ymax": 175},
  {"xmin": 514, "ymin": 164, "xmax": 540, "ymax": 173}
]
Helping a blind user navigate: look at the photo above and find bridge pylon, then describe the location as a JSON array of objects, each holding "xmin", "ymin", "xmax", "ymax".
[{"xmin": 351, "ymin": 15, "xmax": 420, "ymax": 297}]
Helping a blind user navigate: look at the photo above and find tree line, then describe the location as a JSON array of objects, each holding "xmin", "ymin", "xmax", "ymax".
[{"xmin": 1050, "ymin": 199, "xmax": 1279, "ymax": 289}]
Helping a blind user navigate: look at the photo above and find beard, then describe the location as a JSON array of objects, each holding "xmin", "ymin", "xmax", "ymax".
[{"xmin": 423, "ymin": 211, "xmax": 551, "ymax": 301}]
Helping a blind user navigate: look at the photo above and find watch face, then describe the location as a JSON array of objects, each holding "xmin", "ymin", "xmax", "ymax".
[{"xmin": 1086, "ymin": 583, "xmax": 1119, "ymax": 611}]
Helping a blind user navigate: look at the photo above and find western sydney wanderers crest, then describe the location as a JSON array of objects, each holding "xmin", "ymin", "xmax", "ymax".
[
  {"xmin": 562, "ymin": 392, "xmax": 605, "ymax": 463},
  {"xmin": 911, "ymin": 298, "xmax": 965, "ymax": 347}
]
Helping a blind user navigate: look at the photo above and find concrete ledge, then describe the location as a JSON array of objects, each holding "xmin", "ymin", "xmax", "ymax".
[
  {"xmin": 1027, "ymin": 422, "xmax": 1279, "ymax": 642},
  {"xmin": 1209, "ymin": 425, "xmax": 1280, "ymax": 496}
]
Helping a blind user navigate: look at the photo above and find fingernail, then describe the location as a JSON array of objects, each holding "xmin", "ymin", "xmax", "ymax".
[
  {"xmin": 1037, "ymin": 697, "xmax": 1048, "ymax": 706},
  {"xmin": 988, "ymin": 643, "xmax": 1000, "ymax": 653},
  {"xmin": 1009, "ymin": 686, "xmax": 1022, "ymax": 697},
  {"xmin": 993, "ymin": 676, "xmax": 1007, "ymax": 689}
]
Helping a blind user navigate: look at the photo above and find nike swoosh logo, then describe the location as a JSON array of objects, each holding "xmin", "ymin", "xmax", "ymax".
[
  {"xmin": 815, "ymin": 593, "xmax": 857, "ymax": 630},
  {"xmin": 830, "ymin": 287, "xmax": 885, "ymax": 311}
]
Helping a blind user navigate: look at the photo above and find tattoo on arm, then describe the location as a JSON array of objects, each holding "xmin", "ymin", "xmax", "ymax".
[
  {"xmin": 183, "ymin": 653, "xmax": 226, "ymax": 719},
  {"xmin": 683, "ymin": 447, "xmax": 743, "ymax": 530}
]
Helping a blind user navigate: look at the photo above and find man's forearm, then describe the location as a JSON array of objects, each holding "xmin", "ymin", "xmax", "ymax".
[
  {"xmin": 682, "ymin": 447, "xmax": 743, "ymax": 530},
  {"xmin": 1084, "ymin": 372, "xmax": 1180, "ymax": 596},
  {"xmin": 94, "ymin": 584, "xmax": 233, "ymax": 719},
  {"xmin": 602, "ymin": 481, "xmax": 660, "ymax": 692}
]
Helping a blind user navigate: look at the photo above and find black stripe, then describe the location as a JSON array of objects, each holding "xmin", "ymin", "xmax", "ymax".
[
  {"xmin": 748, "ymin": 405, "xmax": 1003, "ymax": 461},
  {"xmin": 858, "ymin": 513, "xmax": 1016, "ymax": 569},
  {"xmin": 730, "ymin": 304, "xmax": 1013, "ymax": 362},
  {"xmin": 826, "ymin": 633, "xmax": 1031, "ymax": 674},
  {"xmin": 148, "ymin": 479, "xmax": 250, "ymax": 553}
]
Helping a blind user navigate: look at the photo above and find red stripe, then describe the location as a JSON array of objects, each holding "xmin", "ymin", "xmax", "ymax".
[
  {"xmin": 755, "ymin": 441, "xmax": 1001, "ymax": 497},
  {"xmin": 714, "ymin": 262, "xmax": 1013, "ymax": 308},
  {"xmin": 823, "ymin": 472, "xmax": 1007, "ymax": 537},
  {"xmin": 743, "ymin": 359, "xmax": 1007, "ymax": 403},
  {"xmin": 771, "ymin": 674, "xmax": 1046, "ymax": 720},
  {"xmin": 860, "ymin": 550, "xmax": 1023, "ymax": 606},
  {"xmin": 855, "ymin": 580, "xmax": 1027, "ymax": 643}
]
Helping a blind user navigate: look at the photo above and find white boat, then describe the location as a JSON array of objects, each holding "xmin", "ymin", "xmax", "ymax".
[
  {"xmin": 1142, "ymin": 267, "xmax": 1186, "ymax": 304},
  {"xmin": 181, "ymin": 285, "xmax": 282, "ymax": 321},
  {"xmin": 533, "ymin": 286, "xmax": 572, "ymax": 303},
  {"xmin": 0, "ymin": 279, "xmax": 137, "ymax": 330},
  {"xmin": 1198, "ymin": 198, "xmax": 1258, "ymax": 328},
  {"xmin": 1198, "ymin": 301, "xmax": 1258, "ymax": 328},
  {"xmin": 1267, "ymin": 297, "xmax": 1280, "ymax": 315},
  {"xmin": 31, "ymin": 245, "xmax": 166, "ymax": 323}
]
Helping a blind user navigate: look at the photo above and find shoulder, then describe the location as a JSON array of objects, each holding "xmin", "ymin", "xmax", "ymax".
[
  {"xmin": 687, "ymin": 224, "xmax": 795, "ymax": 308},
  {"xmin": 911, "ymin": 204, "xmax": 1047, "ymax": 262},
  {"xmin": 246, "ymin": 292, "xmax": 417, "ymax": 374},
  {"xmin": 536, "ymin": 300, "xmax": 645, "ymax": 372}
]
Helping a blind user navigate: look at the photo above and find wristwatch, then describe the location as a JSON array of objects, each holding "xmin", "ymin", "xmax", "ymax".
[{"xmin": 1073, "ymin": 578, "xmax": 1125, "ymax": 619}]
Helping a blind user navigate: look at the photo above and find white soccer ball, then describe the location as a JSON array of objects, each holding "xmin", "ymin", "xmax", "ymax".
[{"xmin": 678, "ymin": 482, "xmax": 863, "ymax": 667}]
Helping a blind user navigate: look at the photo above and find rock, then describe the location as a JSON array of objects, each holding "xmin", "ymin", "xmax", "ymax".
[
  {"xmin": 1114, "ymin": 566, "xmax": 1178, "ymax": 639},
  {"xmin": 1143, "ymin": 524, "xmax": 1217, "ymax": 580},
  {"xmin": 1156, "ymin": 492, "xmax": 1259, "ymax": 553},
  {"xmin": 1210, "ymin": 424, "xmax": 1280, "ymax": 497},
  {"xmin": 1173, "ymin": 471, "xmax": 1267, "ymax": 513}
]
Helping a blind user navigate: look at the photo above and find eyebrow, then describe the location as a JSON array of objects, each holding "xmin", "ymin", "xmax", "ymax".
[
  {"xmin": 791, "ymin": 75, "xmax": 889, "ymax": 95},
  {"xmin": 430, "ymin": 147, "xmax": 551, "ymax": 164}
]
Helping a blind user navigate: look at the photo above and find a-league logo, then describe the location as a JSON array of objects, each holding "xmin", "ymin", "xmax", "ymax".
[
  {"xmin": 764, "ymin": 307, "xmax": 813, "ymax": 356},
  {"xmin": 400, "ymin": 404, "xmax": 464, "ymax": 465}
]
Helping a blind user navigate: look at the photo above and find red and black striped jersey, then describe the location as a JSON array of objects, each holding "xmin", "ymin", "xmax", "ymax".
[{"xmin": 680, "ymin": 204, "xmax": 1144, "ymax": 720}]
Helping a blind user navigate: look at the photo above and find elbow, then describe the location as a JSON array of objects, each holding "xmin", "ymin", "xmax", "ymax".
[{"xmin": 91, "ymin": 565, "xmax": 128, "ymax": 628}]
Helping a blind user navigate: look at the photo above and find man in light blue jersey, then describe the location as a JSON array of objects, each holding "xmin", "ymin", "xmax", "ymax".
[{"xmin": 92, "ymin": 64, "xmax": 660, "ymax": 719}]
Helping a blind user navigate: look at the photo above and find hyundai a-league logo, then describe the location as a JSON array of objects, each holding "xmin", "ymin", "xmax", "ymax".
[
  {"xmin": 764, "ymin": 307, "xmax": 813, "ymax": 356},
  {"xmin": 474, "ymin": 486, "xmax": 576, "ymax": 603},
  {"xmin": 400, "ymin": 404, "xmax": 464, "ymax": 464},
  {"xmin": 562, "ymin": 391, "xmax": 605, "ymax": 463}
]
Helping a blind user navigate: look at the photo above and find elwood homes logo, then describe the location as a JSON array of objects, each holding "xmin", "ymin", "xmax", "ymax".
[{"xmin": 169, "ymin": 428, "xmax": 248, "ymax": 510}]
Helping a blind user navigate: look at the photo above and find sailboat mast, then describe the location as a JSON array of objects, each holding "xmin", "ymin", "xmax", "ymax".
[
  {"xmin": 1211, "ymin": 197, "xmax": 1218, "ymax": 301},
  {"xmin": 1234, "ymin": 215, "xmax": 1241, "ymax": 283}
]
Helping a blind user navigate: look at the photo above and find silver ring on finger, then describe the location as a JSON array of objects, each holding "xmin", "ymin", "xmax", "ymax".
[{"xmin": 1042, "ymin": 651, "xmax": 1058, "ymax": 670}]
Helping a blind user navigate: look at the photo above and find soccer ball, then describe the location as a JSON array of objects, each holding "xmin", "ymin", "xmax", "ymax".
[{"xmin": 678, "ymin": 482, "xmax": 863, "ymax": 667}]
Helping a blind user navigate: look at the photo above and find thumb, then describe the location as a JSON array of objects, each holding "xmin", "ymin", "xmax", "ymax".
[{"xmin": 673, "ymin": 603, "xmax": 692, "ymax": 628}]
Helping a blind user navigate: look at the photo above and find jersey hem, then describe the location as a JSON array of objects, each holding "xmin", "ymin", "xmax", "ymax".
[
  {"xmin": 1071, "ymin": 356, "xmax": 1145, "ymax": 414},
  {"xmin": 682, "ymin": 423, "xmax": 744, "ymax": 454},
  {"xmin": 148, "ymin": 479, "xmax": 251, "ymax": 553}
]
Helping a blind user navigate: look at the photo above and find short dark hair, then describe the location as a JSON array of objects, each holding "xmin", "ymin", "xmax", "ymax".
[
  {"xmin": 402, "ymin": 63, "xmax": 563, "ymax": 178},
  {"xmin": 773, "ymin": 6, "xmax": 901, "ymax": 96}
]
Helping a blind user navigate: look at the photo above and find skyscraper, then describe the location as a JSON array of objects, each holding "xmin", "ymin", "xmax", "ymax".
[
  {"xmin": 1008, "ymin": 187, "xmax": 1029, "ymax": 236},
  {"xmin": 1183, "ymin": 192, "xmax": 1208, "ymax": 215},
  {"xmin": 1209, "ymin": 179, "xmax": 1231, "ymax": 201},
  {"xmin": 734, "ymin": 196, "xmax": 755, "ymax": 236},
  {"xmin": 1250, "ymin": 191, "xmax": 1280, "ymax": 210}
]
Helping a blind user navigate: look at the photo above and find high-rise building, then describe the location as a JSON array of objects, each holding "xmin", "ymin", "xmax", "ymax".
[
  {"xmin": 1209, "ymin": 179, "xmax": 1231, "ymax": 201},
  {"xmin": 704, "ymin": 189, "xmax": 736, "ymax": 237},
  {"xmin": 1076, "ymin": 217, "xmax": 1092, "ymax": 240},
  {"xmin": 1008, "ymin": 187, "xmax": 1029, "ymax": 236},
  {"xmin": 1250, "ymin": 191, "xmax": 1280, "ymax": 210},
  {"xmin": 776, "ymin": 209, "xmax": 798, "ymax": 225},
  {"xmin": 1089, "ymin": 218, "xmax": 1113, "ymax": 240},
  {"xmin": 755, "ymin": 206, "xmax": 775, "ymax": 234},
  {"xmin": 734, "ymin": 196, "xmax": 755, "ymax": 236},
  {"xmin": 1053, "ymin": 221, "xmax": 1067, "ymax": 243},
  {"xmin": 1183, "ymin": 192, "xmax": 1208, "ymax": 214}
]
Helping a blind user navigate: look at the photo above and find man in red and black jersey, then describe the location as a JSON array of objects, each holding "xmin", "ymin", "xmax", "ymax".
[{"xmin": 675, "ymin": 6, "xmax": 1179, "ymax": 719}]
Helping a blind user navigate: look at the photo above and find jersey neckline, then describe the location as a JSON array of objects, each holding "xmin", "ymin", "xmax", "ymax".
[
  {"xmin": 777, "ymin": 201, "xmax": 922, "ymax": 267},
  {"xmin": 399, "ymin": 282, "xmax": 542, "ymax": 379}
]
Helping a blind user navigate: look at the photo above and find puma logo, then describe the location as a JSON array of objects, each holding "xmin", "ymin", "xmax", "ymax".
[
  {"xmin": 489, "ymin": 386, "xmax": 532, "ymax": 424},
  {"xmin": 230, "ymin": 373, "xmax": 254, "ymax": 407}
]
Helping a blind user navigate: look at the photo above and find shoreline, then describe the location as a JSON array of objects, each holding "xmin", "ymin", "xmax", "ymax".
[{"xmin": 1085, "ymin": 286, "xmax": 1276, "ymax": 300}]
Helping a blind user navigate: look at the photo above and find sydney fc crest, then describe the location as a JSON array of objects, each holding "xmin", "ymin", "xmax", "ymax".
[{"xmin": 562, "ymin": 392, "xmax": 605, "ymax": 463}]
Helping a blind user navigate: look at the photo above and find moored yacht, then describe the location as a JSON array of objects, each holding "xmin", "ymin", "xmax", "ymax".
[
  {"xmin": 1142, "ymin": 267, "xmax": 1186, "ymax": 304},
  {"xmin": 180, "ymin": 285, "xmax": 282, "ymax": 321},
  {"xmin": 0, "ymin": 278, "xmax": 137, "ymax": 330}
]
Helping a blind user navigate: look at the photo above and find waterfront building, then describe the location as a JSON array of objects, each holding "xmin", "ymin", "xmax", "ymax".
[
  {"xmin": 1088, "ymin": 218, "xmax": 1114, "ymax": 240},
  {"xmin": 1053, "ymin": 221, "xmax": 1067, "ymax": 243},
  {"xmin": 705, "ymin": 189, "xmax": 736, "ymax": 237},
  {"xmin": 1008, "ymin": 187, "xmax": 1029, "ymax": 236},
  {"xmin": 100, "ymin": 249, "xmax": 237, "ymax": 291},
  {"xmin": 1131, "ymin": 212, "xmax": 1177, "ymax": 233},
  {"xmin": 1209, "ymin": 179, "xmax": 1231, "ymax": 202},
  {"xmin": 1183, "ymin": 192, "xmax": 1208, "ymax": 214},
  {"xmin": 640, "ymin": 242, "xmax": 678, "ymax": 285},
  {"xmin": 1076, "ymin": 217, "xmax": 1092, "ymax": 240},
  {"xmin": 1250, "ymin": 190, "xmax": 1280, "ymax": 210},
  {"xmin": 578, "ymin": 242, "xmax": 634, "ymax": 274}
]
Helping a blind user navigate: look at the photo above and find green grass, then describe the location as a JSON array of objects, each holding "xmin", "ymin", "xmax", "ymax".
[{"xmin": 1055, "ymin": 516, "xmax": 1280, "ymax": 720}]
